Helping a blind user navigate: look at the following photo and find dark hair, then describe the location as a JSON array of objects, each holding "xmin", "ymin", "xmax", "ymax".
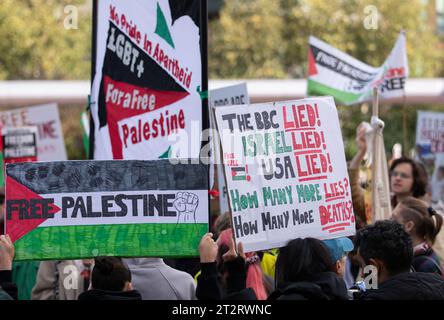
[
  {"xmin": 397, "ymin": 197, "xmax": 443, "ymax": 245},
  {"xmin": 91, "ymin": 257, "xmax": 131, "ymax": 291},
  {"xmin": 389, "ymin": 157, "xmax": 428, "ymax": 202},
  {"xmin": 275, "ymin": 238, "xmax": 334, "ymax": 286},
  {"xmin": 355, "ymin": 220, "xmax": 413, "ymax": 275}
]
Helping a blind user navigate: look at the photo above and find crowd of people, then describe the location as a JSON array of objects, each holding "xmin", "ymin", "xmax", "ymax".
[{"xmin": 1, "ymin": 123, "xmax": 444, "ymax": 300}]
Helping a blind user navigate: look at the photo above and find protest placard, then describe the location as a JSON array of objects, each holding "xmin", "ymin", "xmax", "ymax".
[
  {"xmin": 5, "ymin": 159, "xmax": 208, "ymax": 260},
  {"xmin": 416, "ymin": 111, "xmax": 444, "ymax": 203},
  {"xmin": 90, "ymin": 0, "xmax": 207, "ymax": 160},
  {"xmin": 214, "ymin": 97, "xmax": 355, "ymax": 252},
  {"xmin": 2, "ymin": 126, "xmax": 38, "ymax": 166},
  {"xmin": 209, "ymin": 83, "xmax": 249, "ymax": 215},
  {"xmin": 0, "ymin": 104, "xmax": 67, "ymax": 185}
]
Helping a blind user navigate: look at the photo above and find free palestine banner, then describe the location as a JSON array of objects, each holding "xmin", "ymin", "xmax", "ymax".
[
  {"xmin": 214, "ymin": 97, "xmax": 355, "ymax": 252},
  {"xmin": 90, "ymin": 0, "xmax": 206, "ymax": 160},
  {"xmin": 307, "ymin": 32, "xmax": 408, "ymax": 105},
  {"xmin": 5, "ymin": 159, "xmax": 208, "ymax": 260}
]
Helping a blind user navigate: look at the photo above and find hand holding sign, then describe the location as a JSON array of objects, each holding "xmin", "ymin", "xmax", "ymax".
[
  {"xmin": 174, "ymin": 192, "xmax": 199, "ymax": 223},
  {"xmin": 199, "ymin": 233, "xmax": 218, "ymax": 263},
  {"xmin": 221, "ymin": 236, "xmax": 245, "ymax": 262},
  {"xmin": 0, "ymin": 235, "xmax": 14, "ymax": 271}
]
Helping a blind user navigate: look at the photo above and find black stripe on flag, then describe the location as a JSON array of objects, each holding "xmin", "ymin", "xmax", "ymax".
[
  {"xmin": 98, "ymin": 21, "xmax": 188, "ymax": 128},
  {"xmin": 6, "ymin": 160, "xmax": 208, "ymax": 194}
]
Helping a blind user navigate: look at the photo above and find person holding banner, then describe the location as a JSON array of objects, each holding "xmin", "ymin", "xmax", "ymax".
[
  {"xmin": 196, "ymin": 232, "xmax": 257, "ymax": 300},
  {"xmin": 347, "ymin": 124, "xmax": 370, "ymax": 227},
  {"xmin": 349, "ymin": 124, "xmax": 428, "ymax": 222},
  {"xmin": 392, "ymin": 197, "xmax": 443, "ymax": 276},
  {"xmin": 0, "ymin": 234, "xmax": 17, "ymax": 300},
  {"xmin": 217, "ymin": 229, "xmax": 267, "ymax": 300}
]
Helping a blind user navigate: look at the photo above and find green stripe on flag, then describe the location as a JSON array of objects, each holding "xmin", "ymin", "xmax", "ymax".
[
  {"xmin": 14, "ymin": 223, "xmax": 208, "ymax": 261},
  {"xmin": 307, "ymin": 79, "xmax": 363, "ymax": 105}
]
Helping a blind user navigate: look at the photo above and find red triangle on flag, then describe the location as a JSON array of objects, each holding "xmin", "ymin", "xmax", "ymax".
[
  {"xmin": 104, "ymin": 75, "xmax": 190, "ymax": 159},
  {"xmin": 5, "ymin": 176, "xmax": 61, "ymax": 243},
  {"xmin": 308, "ymin": 47, "xmax": 318, "ymax": 77}
]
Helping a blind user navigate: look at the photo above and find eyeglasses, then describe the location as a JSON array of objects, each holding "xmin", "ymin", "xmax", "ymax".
[{"xmin": 390, "ymin": 171, "xmax": 412, "ymax": 179}]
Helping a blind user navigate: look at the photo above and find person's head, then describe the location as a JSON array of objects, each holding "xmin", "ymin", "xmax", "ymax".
[
  {"xmin": 389, "ymin": 157, "xmax": 427, "ymax": 202},
  {"xmin": 213, "ymin": 212, "xmax": 231, "ymax": 239},
  {"xmin": 323, "ymin": 237, "xmax": 354, "ymax": 279},
  {"xmin": 355, "ymin": 220, "xmax": 413, "ymax": 284},
  {"xmin": 217, "ymin": 228, "xmax": 267, "ymax": 300},
  {"xmin": 91, "ymin": 257, "xmax": 132, "ymax": 292},
  {"xmin": 392, "ymin": 197, "xmax": 443, "ymax": 246},
  {"xmin": 275, "ymin": 238, "xmax": 334, "ymax": 286}
]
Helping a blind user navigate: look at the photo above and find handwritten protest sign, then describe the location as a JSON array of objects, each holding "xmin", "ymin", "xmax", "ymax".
[
  {"xmin": 0, "ymin": 104, "xmax": 66, "ymax": 161},
  {"xmin": 1, "ymin": 126, "xmax": 38, "ymax": 166},
  {"xmin": 0, "ymin": 104, "xmax": 67, "ymax": 185},
  {"xmin": 214, "ymin": 97, "xmax": 355, "ymax": 252},
  {"xmin": 416, "ymin": 111, "xmax": 444, "ymax": 203},
  {"xmin": 5, "ymin": 159, "xmax": 208, "ymax": 260},
  {"xmin": 90, "ymin": 0, "xmax": 206, "ymax": 160},
  {"xmin": 209, "ymin": 83, "xmax": 250, "ymax": 215}
]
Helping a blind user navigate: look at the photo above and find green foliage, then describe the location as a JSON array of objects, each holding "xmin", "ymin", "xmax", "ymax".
[
  {"xmin": 0, "ymin": 1, "xmax": 91, "ymax": 159},
  {"xmin": 210, "ymin": 0, "xmax": 444, "ymax": 79},
  {"xmin": 0, "ymin": 0, "xmax": 91, "ymax": 80},
  {"xmin": 209, "ymin": 0, "xmax": 286, "ymax": 78}
]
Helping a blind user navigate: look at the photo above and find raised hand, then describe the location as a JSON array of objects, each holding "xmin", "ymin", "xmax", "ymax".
[
  {"xmin": 222, "ymin": 236, "xmax": 245, "ymax": 262},
  {"xmin": 0, "ymin": 235, "xmax": 14, "ymax": 271},
  {"xmin": 199, "ymin": 233, "xmax": 218, "ymax": 263}
]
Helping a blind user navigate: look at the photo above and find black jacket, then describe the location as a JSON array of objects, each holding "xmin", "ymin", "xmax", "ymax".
[
  {"xmin": 268, "ymin": 272, "xmax": 348, "ymax": 300},
  {"xmin": 196, "ymin": 257, "xmax": 257, "ymax": 300},
  {"xmin": 358, "ymin": 272, "xmax": 444, "ymax": 300},
  {"xmin": 0, "ymin": 270, "xmax": 17, "ymax": 300},
  {"xmin": 78, "ymin": 289, "xmax": 142, "ymax": 300}
]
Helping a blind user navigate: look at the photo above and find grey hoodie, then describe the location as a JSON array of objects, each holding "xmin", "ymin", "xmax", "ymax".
[{"xmin": 124, "ymin": 258, "xmax": 196, "ymax": 300}]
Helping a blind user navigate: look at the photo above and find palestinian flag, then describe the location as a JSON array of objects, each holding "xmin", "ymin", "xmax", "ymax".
[
  {"xmin": 231, "ymin": 166, "xmax": 250, "ymax": 181},
  {"xmin": 5, "ymin": 159, "xmax": 208, "ymax": 260},
  {"xmin": 307, "ymin": 32, "xmax": 408, "ymax": 105}
]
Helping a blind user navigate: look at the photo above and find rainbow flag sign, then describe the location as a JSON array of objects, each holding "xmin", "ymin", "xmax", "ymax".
[{"xmin": 5, "ymin": 159, "xmax": 208, "ymax": 260}]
